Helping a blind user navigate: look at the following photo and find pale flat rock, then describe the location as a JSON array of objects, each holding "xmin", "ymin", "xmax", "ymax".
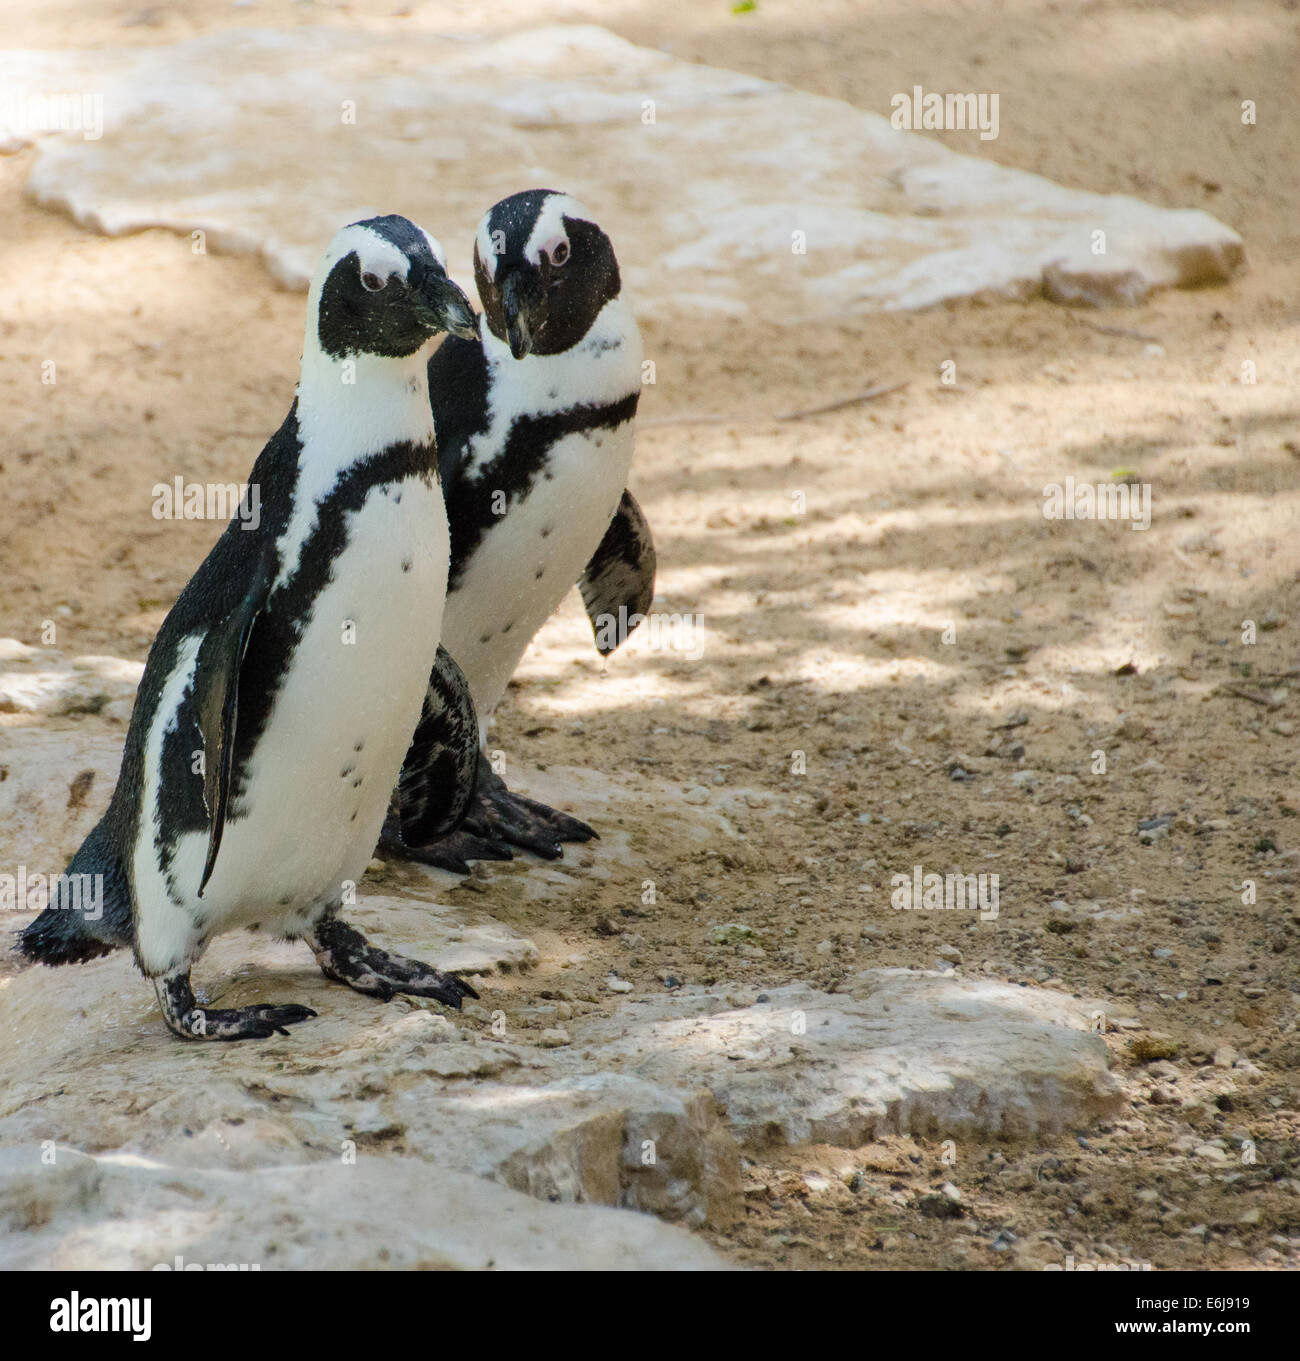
[
  {"xmin": 0, "ymin": 916, "xmax": 740, "ymax": 1229},
  {"xmin": 567, "ymin": 969, "xmax": 1124, "ymax": 1145},
  {"xmin": 351, "ymin": 893, "xmax": 540, "ymax": 976},
  {"xmin": 0, "ymin": 728, "xmax": 124, "ymax": 882},
  {"xmin": 0, "ymin": 1148, "xmax": 729, "ymax": 1270},
  {"xmin": 0, "ymin": 642, "xmax": 141, "ymax": 720},
  {"xmin": 0, "ymin": 26, "xmax": 1242, "ymax": 320}
]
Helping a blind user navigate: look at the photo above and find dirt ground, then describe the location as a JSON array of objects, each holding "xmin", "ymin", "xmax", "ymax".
[{"xmin": 1, "ymin": 0, "xmax": 1297, "ymax": 1270}]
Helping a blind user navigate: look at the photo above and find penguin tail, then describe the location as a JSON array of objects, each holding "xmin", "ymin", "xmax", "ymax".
[{"xmin": 16, "ymin": 817, "xmax": 133, "ymax": 966}]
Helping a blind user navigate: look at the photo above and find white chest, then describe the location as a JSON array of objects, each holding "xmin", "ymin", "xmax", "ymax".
[
  {"xmin": 442, "ymin": 420, "xmax": 633, "ymax": 720},
  {"xmin": 441, "ymin": 299, "xmax": 642, "ymax": 719},
  {"xmin": 132, "ymin": 475, "xmax": 448, "ymax": 973}
]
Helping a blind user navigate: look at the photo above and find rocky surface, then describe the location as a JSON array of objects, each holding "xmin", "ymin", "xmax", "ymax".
[
  {"xmin": 570, "ymin": 971, "xmax": 1123, "ymax": 1146},
  {"xmin": 0, "ymin": 724, "xmax": 126, "ymax": 883},
  {"xmin": 0, "ymin": 640, "xmax": 139, "ymax": 721},
  {"xmin": 0, "ymin": 26, "xmax": 1242, "ymax": 321},
  {"xmin": 0, "ymin": 716, "xmax": 1127, "ymax": 1265},
  {"xmin": 0, "ymin": 1147, "xmax": 729, "ymax": 1270}
]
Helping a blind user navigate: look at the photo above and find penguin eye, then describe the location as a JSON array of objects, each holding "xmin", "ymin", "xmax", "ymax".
[
  {"xmin": 549, "ymin": 240, "xmax": 570, "ymax": 267},
  {"xmin": 360, "ymin": 270, "xmax": 386, "ymax": 292}
]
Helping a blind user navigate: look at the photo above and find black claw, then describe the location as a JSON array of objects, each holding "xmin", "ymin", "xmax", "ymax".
[
  {"xmin": 383, "ymin": 972, "xmax": 478, "ymax": 1007},
  {"xmin": 252, "ymin": 1004, "xmax": 317, "ymax": 1027},
  {"xmin": 503, "ymin": 793, "xmax": 598, "ymax": 844}
]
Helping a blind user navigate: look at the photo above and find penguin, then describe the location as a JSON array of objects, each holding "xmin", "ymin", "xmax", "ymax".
[
  {"xmin": 18, "ymin": 214, "xmax": 485, "ymax": 1042},
  {"xmin": 382, "ymin": 189, "xmax": 656, "ymax": 873}
]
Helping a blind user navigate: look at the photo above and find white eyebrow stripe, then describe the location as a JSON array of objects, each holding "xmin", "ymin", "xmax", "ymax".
[
  {"xmin": 523, "ymin": 192, "xmax": 589, "ymax": 264},
  {"xmin": 476, "ymin": 216, "xmax": 500, "ymax": 281},
  {"xmin": 324, "ymin": 224, "xmax": 413, "ymax": 283}
]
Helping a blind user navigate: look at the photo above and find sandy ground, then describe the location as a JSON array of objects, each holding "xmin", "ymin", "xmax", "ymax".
[{"xmin": 1, "ymin": 0, "xmax": 1298, "ymax": 1269}]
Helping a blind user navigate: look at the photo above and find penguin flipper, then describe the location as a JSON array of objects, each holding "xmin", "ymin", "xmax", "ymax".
[
  {"xmin": 427, "ymin": 332, "xmax": 490, "ymax": 493},
  {"xmin": 392, "ymin": 645, "xmax": 481, "ymax": 847},
  {"xmin": 195, "ymin": 544, "xmax": 275, "ymax": 897},
  {"xmin": 17, "ymin": 814, "xmax": 133, "ymax": 965},
  {"xmin": 579, "ymin": 489, "xmax": 656, "ymax": 656}
]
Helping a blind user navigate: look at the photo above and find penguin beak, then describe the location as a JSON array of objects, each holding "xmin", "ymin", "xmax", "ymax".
[
  {"xmin": 413, "ymin": 267, "xmax": 478, "ymax": 342},
  {"xmin": 500, "ymin": 271, "xmax": 539, "ymax": 359}
]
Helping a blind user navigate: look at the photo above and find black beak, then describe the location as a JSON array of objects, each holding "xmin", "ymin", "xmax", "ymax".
[
  {"xmin": 501, "ymin": 272, "xmax": 537, "ymax": 359},
  {"xmin": 413, "ymin": 265, "xmax": 478, "ymax": 341}
]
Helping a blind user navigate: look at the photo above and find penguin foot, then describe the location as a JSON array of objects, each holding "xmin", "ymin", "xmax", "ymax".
[
  {"xmin": 401, "ymin": 795, "xmax": 594, "ymax": 867},
  {"xmin": 309, "ymin": 915, "xmax": 479, "ymax": 1008},
  {"xmin": 384, "ymin": 769, "xmax": 597, "ymax": 870},
  {"xmin": 155, "ymin": 971, "xmax": 317, "ymax": 1042},
  {"xmin": 468, "ymin": 780, "xmax": 599, "ymax": 860},
  {"xmin": 378, "ymin": 825, "xmax": 514, "ymax": 875}
]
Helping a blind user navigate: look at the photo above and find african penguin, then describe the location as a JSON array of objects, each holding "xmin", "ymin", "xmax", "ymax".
[
  {"xmin": 19, "ymin": 214, "xmax": 484, "ymax": 1042},
  {"xmin": 382, "ymin": 189, "xmax": 656, "ymax": 873}
]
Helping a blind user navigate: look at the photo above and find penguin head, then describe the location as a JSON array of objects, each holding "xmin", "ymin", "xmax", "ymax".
[
  {"xmin": 312, "ymin": 215, "xmax": 478, "ymax": 361},
  {"xmin": 473, "ymin": 190, "xmax": 621, "ymax": 360}
]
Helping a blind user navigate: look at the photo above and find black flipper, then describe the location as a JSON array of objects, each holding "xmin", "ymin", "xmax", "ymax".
[
  {"xmin": 378, "ymin": 645, "xmax": 480, "ymax": 854},
  {"xmin": 195, "ymin": 543, "xmax": 275, "ymax": 897},
  {"xmin": 579, "ymin": 489, "xmax": 656, "ymax": 656},
  {"xmin": 16, "ymin": 815, "xmax": 133, "ymax": 965}
]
